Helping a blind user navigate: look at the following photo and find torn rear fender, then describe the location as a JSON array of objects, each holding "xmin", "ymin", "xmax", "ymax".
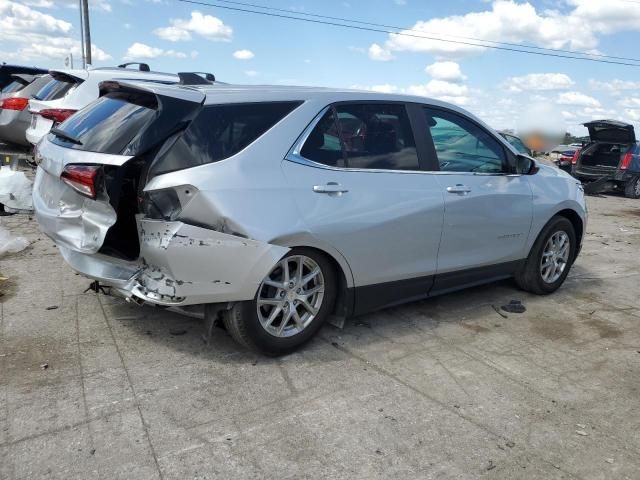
[{"xmin": 134, "ymin": 217, "xmax": 290, "ymax": 305}]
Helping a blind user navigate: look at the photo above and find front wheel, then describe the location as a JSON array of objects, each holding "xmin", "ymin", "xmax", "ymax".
[
  {"xmin": 222, "ymin": 248, "xmax": 337, "ymax": 356},
  {"xmin": 624, "ymin": 176, "xmax": 640, "ymax": 199},
  {"xmin": 515, "ymin": 216, "xmax": 576, "ymax": 295}
]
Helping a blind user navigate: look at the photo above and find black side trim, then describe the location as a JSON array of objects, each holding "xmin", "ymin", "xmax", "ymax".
[
  {"xmin": 350, "ymin": 260, "xmax": 524, "ymax": 317},
  {"xmin": 352, "ymin": 276, "xmax": 434, "ymax": 316},
  {"xmin": 430, "ymin": 260, "xmax": 524, "ymax": 297}
]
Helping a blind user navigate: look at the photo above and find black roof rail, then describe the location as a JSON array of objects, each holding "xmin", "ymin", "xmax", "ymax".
[
  {"xmin": 178, "ymin": 72, "xmax": 215, "ymax": 85},
  {"xmin": 117, "ymin": 62, "xmax": 150, "ymax": 72}
]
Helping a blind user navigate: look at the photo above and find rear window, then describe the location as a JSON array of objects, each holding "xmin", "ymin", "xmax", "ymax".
[
  {"xmin": 49, "ymin": 94, "xmax": 157, "ymax": 154},
  {"xmin": 34, "ymin": 79, "xmax": 76, "ymax": 101},
  {"xmin": 148, "ymin": 101, "xmax": 301, "ymax": 177},
  {"xmin": 1, "ymin": 80, "xmax": 25, "ymax": 94}
]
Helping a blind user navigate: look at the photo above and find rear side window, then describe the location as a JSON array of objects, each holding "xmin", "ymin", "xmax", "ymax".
[
  {"xmin": 300, "ymin": 103, "xmax": 420, "ymax": 170},
  {"xmin": 1, "ymin": 80, "xmax": 25, "ymax": 94},
  {"xmin": 34, "ymin": 79, "xmax": 76, "ymax": 101},
  {"xmin": 148, "ymin": 101, "xmax": 301, "ymax": 177},
  {"xmin": 49, "ymin": 94, "xmax": 157, "ymax": 154}
]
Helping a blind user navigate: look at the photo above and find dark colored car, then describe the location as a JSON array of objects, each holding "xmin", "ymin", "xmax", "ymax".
[
  {"xmin": 555, "ymin": 148, "xmax": 577, "ymax": 174},
  {"xmin": 0, "ymin": 64, "xmax": 47, "ymax": 90},
  {"xmin": 572, "ymin": 120, "xmax": 640, "ymax": 198}
]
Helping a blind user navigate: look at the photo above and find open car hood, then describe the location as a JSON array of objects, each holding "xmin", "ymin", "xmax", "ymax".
[{"xmin": 584, "ymin": 120, "xmax": 636, "ymax": 144}]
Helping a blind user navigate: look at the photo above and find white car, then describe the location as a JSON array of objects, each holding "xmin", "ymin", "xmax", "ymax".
[{"xmin": 25, "ymin": 64, "xmax": 179, "ymax": 146}]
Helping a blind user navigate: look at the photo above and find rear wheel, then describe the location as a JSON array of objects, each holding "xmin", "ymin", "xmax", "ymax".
[
  {"xmin": 624, "ymin": 176, "xmax": 640, "ymax": 199},
  {"xmin": 222, "ymin": 248, "xmax": 337, "ymax": 356},
  {"xmin": 515, "ymin": 216, "xmax": 576, "ymax": 295}
]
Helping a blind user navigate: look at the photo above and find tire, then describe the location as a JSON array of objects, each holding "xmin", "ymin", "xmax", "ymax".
[
  {"xmin": 624, "ymin": 176, "xmax": 640, "ymax": 199},
  {"xmin": 222, "ymin": 247, "xmax": 337, "ymax": 356},
  {"xmin": 515, "ymin": 216, "xmax": 576, "ymax": 295}
]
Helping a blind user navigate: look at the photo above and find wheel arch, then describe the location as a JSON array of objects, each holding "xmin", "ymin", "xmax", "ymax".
[{"xmin": 553, "ymin": 208, "xmax": 584, "ymax": 260}]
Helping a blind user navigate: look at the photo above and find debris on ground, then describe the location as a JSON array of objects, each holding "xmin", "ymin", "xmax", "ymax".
[
  {"xmin": 40, "ymin": 363, "xmax": 48, "ymax": 370},
  {"xmin": 45, "ymin": 305, "xmax": 59, "ymax": 310},
  {"xmin": 0, "ymin": 166, "xmax": 33, "ymax": 212},
  {"xmin": 0, "ymin": 224, "xmax": 29, "ymax": 256},
  {"xmin": 169, "ymin": 329, "xmax": 187, "ymax": 336},
  {"xmin": 487, "ymin": 460, "xmax": 496, "ymax": 471},
  {"xmin": 501, "ymin": 300, "xmax": 526, "ymax": 314},
  {"xmin": 605, "ymin": 458, "xmax": 614, "ymax": 464},
  {"xmin": 575, "ymin": 430, "xmax": 589, "ymax": 436},
  {"xmin": 492, "ymin": 305, "xmax": 508, "ymax": 318}
]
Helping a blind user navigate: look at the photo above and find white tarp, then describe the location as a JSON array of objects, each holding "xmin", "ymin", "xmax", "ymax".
[
  {"xmin": 0, "ymin": 166, "xmax": 33, "ymax": 212},
  {"xmin": 0, "ymin": 223, "xmax": 29, "ymax": 256}
]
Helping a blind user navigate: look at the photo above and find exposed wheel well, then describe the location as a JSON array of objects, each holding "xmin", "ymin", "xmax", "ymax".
[{"xmin": 555, "ymin": 209, "xmax": 584, "ymax": 259}]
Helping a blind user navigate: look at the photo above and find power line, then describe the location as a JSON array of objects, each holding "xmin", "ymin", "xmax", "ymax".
[
  {"xmin": 208, "ymin": 0, "xmax": 640, "ymax": 64},
  {"xmin": 178, "ymin": 0, "xmax": 640, "ymax": 67}
]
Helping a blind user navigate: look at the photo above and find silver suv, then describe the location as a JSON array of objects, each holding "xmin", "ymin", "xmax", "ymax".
[{"xmin": 33, "ymin": 82, "xmax": 587, "ymax": 355}]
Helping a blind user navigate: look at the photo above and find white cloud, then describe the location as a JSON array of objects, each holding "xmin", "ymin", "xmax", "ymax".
[
  {"xmin": 557, "ymin": 91, "xmax": 601, "ymax": 108},
  {"xmin": 589, "ymin": 79, "xmax": 640, "ymax": 95},
  {"xmin": 425, "ymin": 61, "xmax": 466, "ymax": 82},
  {"xmin": 351, "ymin": 84, "xmax": 399, "ymax": 93},
  {"xmin": 406, "ymin": 80, "xmax": 470, "ymax": 105},
  {"xmin": 233, "ymin": 49, "xmax": 254, "ymax": 60},
  {"xmin": 369, "ymin": 0, "xmax": 640, "ymax": 59},
  {"xmin": 244, "ymin": 70, "xmax": 258, "ymax": 77},
  {"xmin": 368, "ymin": 43, "xmax": 394, "ymax": 61},
  {"xmin": 124, "ymin": 42, "xmax": 187, "ymax": 60},
  {"xmin": 0, "ymin": 0, "xmax": 111, "ymax": 62},
  {"xmin": 503, "ymin": 73, "xmax": 575, "ymax": 93},
  {"xmin": 154, "ymin": 11, "xmax": 232, "ymax": 42}
]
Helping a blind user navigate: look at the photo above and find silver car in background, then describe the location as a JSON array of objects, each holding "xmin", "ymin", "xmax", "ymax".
[
  {"xmin": 0, "ymin": 74, "xmax": 52, "ymax": 146},
  {"xmin": 33, "ymin": 82, "xmax": 587, "ymax": 355}
]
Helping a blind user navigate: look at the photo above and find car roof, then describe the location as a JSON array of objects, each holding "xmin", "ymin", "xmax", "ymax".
[{"xmin": 49, "ymin": 67, "xmax": 178, "ymax": 82}]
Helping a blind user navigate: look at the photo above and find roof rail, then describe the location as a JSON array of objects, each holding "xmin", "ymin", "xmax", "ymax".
[
  {"xmin": 178, "ymin": 72, "xmax": 216, "ymax": 85},
  {"xmin": 117, "ymin": 62, "xmax": 151, "ymax": 72}
]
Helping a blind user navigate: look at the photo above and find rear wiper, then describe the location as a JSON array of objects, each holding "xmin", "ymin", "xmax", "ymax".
[{"xmin": 51, "ymin": 127, "xmax": 82, "ymax": 145}]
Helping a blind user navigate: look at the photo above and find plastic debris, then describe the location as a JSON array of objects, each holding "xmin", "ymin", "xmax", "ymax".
[
  {"xmin": 0, "ymin": 224, "xmax": 29, "ymax": 256},
  {"xmin": 0, "ymin": 166, "xmax": 33, "ymax": 212},
  {"xmin": 501, "ymin": 300, "xmax": 526, "ymax": 314}
]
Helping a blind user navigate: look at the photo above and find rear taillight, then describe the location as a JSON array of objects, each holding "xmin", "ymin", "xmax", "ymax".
[
  {"xmin": 621, "ymin": 152, "xmax": 633, "ymax": 170},
  {"xmin": 571, "ymin": 148, "xmax": 581, "ymax": 165},
  {"xmin": 61, "ymin": 165, "xmax": 100, "ymax": 199},
  {"xmin": 0, "ymin": 97, "xmax": 29, "ymax": 111},
  {"xmin": 38, "ymin": 108, "xmax": 77, "ymax": 123}
]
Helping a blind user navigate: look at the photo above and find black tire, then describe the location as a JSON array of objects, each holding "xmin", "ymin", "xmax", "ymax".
[
  {"xmin": 222, "ymin": 247, "xmax": 337, "ymax": 356},
  {"xmin": 515, "ymin": 216, "xmax": 576, "ymax": 295},
  {"xmin": 624, "ymin": 176, "xmax": 640, "ymax": 199}
]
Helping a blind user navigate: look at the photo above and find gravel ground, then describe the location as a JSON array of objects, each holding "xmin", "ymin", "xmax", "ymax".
[{"xmin": 0, "ymin": 193, "xmax": 639, "ymax": 480}]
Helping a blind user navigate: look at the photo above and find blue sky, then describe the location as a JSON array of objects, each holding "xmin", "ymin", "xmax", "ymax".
[{"xmin": 3, "ymin": 0, "xmax": 640, "ymax": 134}]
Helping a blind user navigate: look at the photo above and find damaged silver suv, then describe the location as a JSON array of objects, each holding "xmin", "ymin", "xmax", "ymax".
[{"xmin": 33, "ymin": 81, "xmax": 587, "ymax": 355}]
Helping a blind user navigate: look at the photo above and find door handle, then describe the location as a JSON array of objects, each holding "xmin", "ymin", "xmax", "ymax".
[
  {"xmin": 313, "ymin": 182, "xmax": 349, "ymax": 195},
  {"xmin": 446, "ymin": 184, "xmax": 472, "ymax": 195}
]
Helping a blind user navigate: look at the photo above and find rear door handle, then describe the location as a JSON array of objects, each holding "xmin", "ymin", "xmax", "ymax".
[
  {"xmin": 446, "ymin": 184, "xmax": 472, "ymax": 195},
  {"xmin": 313, "ymin": 182, "xmax": 349, "ymax": 195}
]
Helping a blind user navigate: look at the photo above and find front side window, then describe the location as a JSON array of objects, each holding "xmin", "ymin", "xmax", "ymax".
[
  {"xmin": 424, "ymin": 108, "xmax": 507, "ymax": 173},
  {"xmin": 300, "ymin": 103, "xmax": 420, "ymax": 171}
]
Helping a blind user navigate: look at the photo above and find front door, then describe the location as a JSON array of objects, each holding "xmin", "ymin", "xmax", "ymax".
[{"xmin": 422, "ymin": 107, "xmax": 533, "ymax": 283}]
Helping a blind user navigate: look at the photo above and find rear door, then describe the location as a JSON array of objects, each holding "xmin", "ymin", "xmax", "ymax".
[
  {"xmin": 421, "ymin": 106, "xmax": 533, "ymax": 289},
  {"xmin": 282, "ymin": 102, "xmax": 444, "ymax": 312}
]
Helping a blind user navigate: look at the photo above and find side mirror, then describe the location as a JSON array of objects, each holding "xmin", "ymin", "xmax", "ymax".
[{"xmin": 516, "ymin": 154, "xmax": 535, "ymax": 175}]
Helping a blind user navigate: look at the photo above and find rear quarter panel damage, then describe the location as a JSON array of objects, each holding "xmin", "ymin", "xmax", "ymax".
[{"xmin": 134, "ymin": 216, "xmax": 290, "ymax": 305}]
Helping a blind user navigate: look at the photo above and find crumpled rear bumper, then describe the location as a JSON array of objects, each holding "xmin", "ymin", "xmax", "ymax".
[{"xmin": 60, "ymin": 217, "xmax": 289, "ymax": 306}]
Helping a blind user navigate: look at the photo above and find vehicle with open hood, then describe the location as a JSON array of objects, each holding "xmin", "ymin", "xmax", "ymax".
[
  {"xmin": 571, "ymin": 120, "xmax": 640, "ymax": 198},
  {"xmin": 33, "ymin": 81, "xmax": 587, "ymax": 355}
]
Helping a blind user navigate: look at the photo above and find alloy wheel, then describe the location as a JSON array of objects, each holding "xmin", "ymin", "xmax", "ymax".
[
  {"xmin": 256, "ymin": 255, "xmax": 325, "ymax": 338},
  {"xmin": 540, "ymin": 231, "xmax": 570, "ymax": 284}
]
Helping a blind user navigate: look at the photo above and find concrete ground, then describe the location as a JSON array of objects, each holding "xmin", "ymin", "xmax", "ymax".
[{"xmin": 0, "ymin": 194, "xmax": 639, "ymax": 480}]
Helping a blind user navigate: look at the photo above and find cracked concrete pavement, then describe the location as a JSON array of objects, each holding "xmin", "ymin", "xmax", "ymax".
[{"xmin": 1, "ymin": 194, "xmax": 639, "ymax": 479}]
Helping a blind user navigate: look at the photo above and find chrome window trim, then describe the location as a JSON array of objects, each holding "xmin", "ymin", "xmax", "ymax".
[{"xmin": 285, "ymin": 105, "xmax": 520, "ymax": 177}]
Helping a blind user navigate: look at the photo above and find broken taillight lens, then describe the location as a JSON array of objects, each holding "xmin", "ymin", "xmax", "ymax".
[
  {"xmin": 620, "ymin": 152, "xmax": 633, "ymax": 170},
  {"xmin": 38, "ymin": 108, "xmax": 77, "ymax": 123},
  {"xmin": 61, "ymin": 165, "xmax": 100, "ymax": 199},
  {"xmin": 0, "ymin": 97, "xmax": 29, "ymax": 111},
  {"xmin": 571, "ymin": 148, "xmax": 581, "ymax": 165}
]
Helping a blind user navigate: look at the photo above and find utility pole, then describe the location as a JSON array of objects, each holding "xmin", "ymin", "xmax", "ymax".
[
  {"xmin": 81, "ymin": 0, "xmax": 92, "ymax": 66},
  {"xmin": 78, "ymin": 0, "xmax": 85, "ymax": 68}
]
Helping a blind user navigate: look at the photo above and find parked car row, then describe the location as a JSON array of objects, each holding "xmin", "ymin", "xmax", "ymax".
[
  {"xmin": 30, "ymin": 76, "xmax": 586, "ymax": 354},
  {"xmin": 0, "ymin": 63, "xmax": 215, "ymax": 148}
]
